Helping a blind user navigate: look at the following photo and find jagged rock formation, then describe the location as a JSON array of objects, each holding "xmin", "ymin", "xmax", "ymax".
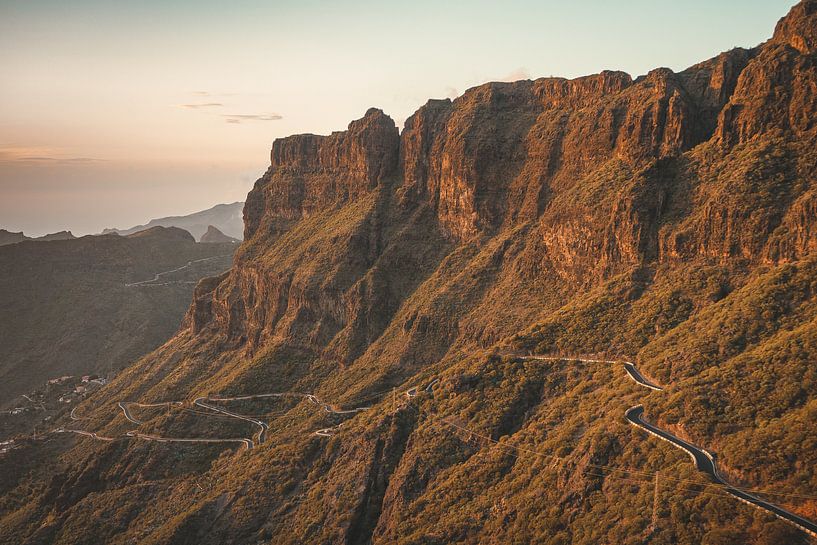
[
  {"xmin": 2, "ymin": 3, "xmax": 817, "ymax": 545},
  {"xmin": 200, "ymin": 225, "xmax": 241, "ymax": 244}
]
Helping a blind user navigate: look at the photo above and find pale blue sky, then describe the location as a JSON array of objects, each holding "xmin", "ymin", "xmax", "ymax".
[{"xmin": 0, "ymin": 0, "xmax": 798, "ymax": 235}]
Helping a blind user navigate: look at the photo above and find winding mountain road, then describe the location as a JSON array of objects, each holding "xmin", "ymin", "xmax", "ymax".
[
  {"xmin": 69, "ymin": 407, "xmax": 85, "ymax": 421},
  {"xmin": 118, "ymin": 401, "xmax": 183, "ymax": 425},
  {"xmin": 124, "ymin": 254, "xmax": 232, "ymax": 287},
  {"xmin": 22, "ymin": 394, "xmax": 46, "ymax": 410},
  {"xmin": 501, "ymin": 355, "xmax": 817, "ymax": 538},
  {"xmin": 622, "ymin": 362, "xmax": 663, "ymax": 391},
  {"xmin": 56, "ymin": 352, "xmax": 816, "ymax": 538},
  {"xmin": 314, "ymin": 427, "xmax": 336, "ymax": 437},
  {"xmin": 193, "ymin": 397, "xmax": 269, "ymax": 445},
  {"xmin": 118, "ymin": 402, "xmax": 143, "ymax": 424},
  {"xmin": 406, "ymin": 378, "xmax": 439, "ymax": 399},
  {"xmin": 523, "ymin": 356, "xmax": 817, "ymax": 539},
  {"xmin": 126, "ymin": 431, "xmax": 253, "ymax": 450},
  {"xmin": 68, "ymin": 391, "xmax": 377, "ymax": 449},
  {"xmin": 56, "ymin": 428, "xmax": 116, "ymax": 442},
  {"xmin": 305, "ymin": 394, "xmax": 370, "ymax": 415},
  {"xmin": 626, "ymin": 404, "xmax": 817, "ymax": 538}
]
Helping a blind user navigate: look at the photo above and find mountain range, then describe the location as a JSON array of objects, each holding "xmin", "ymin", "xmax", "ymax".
[
  {"xmin": 2, "ymin": 3, "xmax": 817, "ymax": 544},
  {"xmin": 0, "ymin": 227, "xmax": 237, "ymax": 407},
  {"xmin": 0, "ymin": 230, "xmax": 76, "ymax": 246},
  {"xmin": 102, "ymin": 202, "xmax": 245, "ymax": 241}
]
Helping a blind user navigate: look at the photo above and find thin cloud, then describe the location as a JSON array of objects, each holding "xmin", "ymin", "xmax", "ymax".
[
  {"xmin": 222, "ymin": 113, "xmax": 283, "ymax": 124},
  {"xmin": 63, "ymin": 157, "xmax": 101, "ymax": 163},
  {"xmin": 18, "ymin": 156, "xmax": 102, "ymax": 164},
  {"xmin": 0, "ymin": 147, "xmax": 103, "ymax": 165},
  {"xmin": 180, "ymin": 102, "xmax": 224, "ymax": 109},
  {"xmin": 178, "ymin": 97, "xmax": 282, "ymax": 123}
]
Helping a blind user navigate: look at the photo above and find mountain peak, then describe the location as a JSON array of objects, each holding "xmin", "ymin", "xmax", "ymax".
[
  {"xmin": 200, "ymin": 224, "xmax": 240, "ymax": 243},
  {"xmin": 248, "ymin": 109, "xmax": 400, "ymax": 238},
  {"xmin": 269, "ymin": 108, "xmax": 398, "ymax": 172},
  {"xmin": 773, "ymin": 0, "xmax": 817, "ymax": 54}
]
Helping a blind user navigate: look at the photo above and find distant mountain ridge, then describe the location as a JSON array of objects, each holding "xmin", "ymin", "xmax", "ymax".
[
  {"xmin": 0, "ymin": 229, "xmax": 75, "ymax": 246},
  {"xmin": 0, "ymin": 226, "xmax": 237, "ymax": 406},
  {"xmin": 125, "ymin": 225, "xmax": 195, "ymax": 242},
  {"xmin": 103, "ymin": 201, "xmax": 244, "ymax": 241}
]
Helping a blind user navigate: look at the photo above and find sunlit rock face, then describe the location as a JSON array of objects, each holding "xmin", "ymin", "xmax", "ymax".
[{"xmin": 194, "ymin": 0, "xmax": 817, "ymax": 354}]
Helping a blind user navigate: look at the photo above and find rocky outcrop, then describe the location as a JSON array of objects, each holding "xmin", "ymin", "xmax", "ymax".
[
  {"xmin": 0, "ymin": 229, "xmax": 76, "ymax": 245},
  {"xmin": 715, "ymin": 2, "xmax": 817, "ymax": 148},
  {"xmin": 174, "ymin": 2, "xmax": 817, "ymax": 383},
  {"xmin": 398, "ymin": 64, "xmax": 751, "ymax": 244},
  {"xmin": 773, "ymin": 0, "xmax": 817, "ymax": 54},
  {"xmin": 0, "ymin": 229, "xmax": 28, "ymax": 246},
  {"xmin": 243, "ymin": 108, "xmax": 399, "ymax": 240},
  {"xmin": 200, "ymin": 225, "xmax": 240, "ymax": 244},
  {"xmin": 765, "ymin": 190, "xmax": 817, "ymax": 262}
]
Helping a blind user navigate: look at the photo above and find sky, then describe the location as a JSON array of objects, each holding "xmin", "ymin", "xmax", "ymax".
[{"xmin": 0, "ymin": 0, "xmax": 798, "ymax": 236}]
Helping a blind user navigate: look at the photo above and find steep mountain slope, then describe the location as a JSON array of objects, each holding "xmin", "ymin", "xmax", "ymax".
[
  {"xmin": 0, "ymin": 227, "xmax": 236, "ymax": 405},
  {"xmin": 103, "ymin": 202, "xmax": 245, "ymax": 241},
  {"xmin": 2, "ymin": 3, "xmax": 817, "ymax": 544}
]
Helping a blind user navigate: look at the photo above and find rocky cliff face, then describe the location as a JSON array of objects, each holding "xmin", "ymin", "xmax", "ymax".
[
  {"xmin": 774, "ymin": 0, "xmax": 817, "ymax": 54},
  {"xmin": 195, "ymin": 0, "xmax": 817, "ymax": 356},
  {"xmin": 397, "ymin": 59, "xmax": 753, "ymax": 245},
  {"xmin": 243, "ymin": 108, "xmax": 399, "ymax": 241}
]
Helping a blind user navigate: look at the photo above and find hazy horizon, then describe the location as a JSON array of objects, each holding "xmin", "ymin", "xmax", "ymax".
[{"xmin": 1, "ymin": 0, "xmax": 798, "ymax": 236}]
